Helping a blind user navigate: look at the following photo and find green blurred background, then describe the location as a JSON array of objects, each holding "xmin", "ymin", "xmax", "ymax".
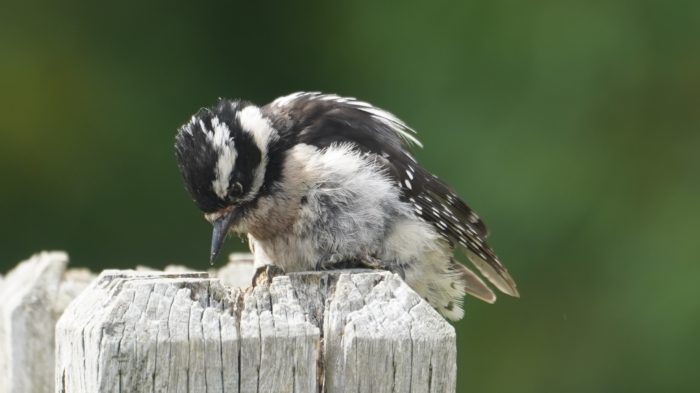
[{"xmin": 1, "ymin": 0, "xmax": 698, "ymax": 391}]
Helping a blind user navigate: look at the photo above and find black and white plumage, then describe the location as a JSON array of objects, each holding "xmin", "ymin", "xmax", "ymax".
[{"xmin": 175, "ymin": 92, "xmax": 518, "ymax": 320}]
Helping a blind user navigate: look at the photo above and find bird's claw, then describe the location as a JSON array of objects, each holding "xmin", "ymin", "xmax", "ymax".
[
  {"xmin": 251, "ymin": 264, "xmax": 285, "ymax": 287},
  {"xmin": 358, "ymin": 255, "xmax": 383, "ymax": 269},
  {"xmin": 315, "ymin": 254, "xmax": 384, "ymax": 271}
]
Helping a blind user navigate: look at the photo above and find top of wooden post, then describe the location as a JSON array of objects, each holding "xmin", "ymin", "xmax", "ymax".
[{"xmin": 56, "ymin": 267, "xmax": 457, "ymax": 393}]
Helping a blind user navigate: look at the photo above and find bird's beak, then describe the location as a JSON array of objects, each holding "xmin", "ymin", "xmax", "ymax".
[{"xmin": 210, "ymin": 210, "xmax": 235, "ymax": 263}]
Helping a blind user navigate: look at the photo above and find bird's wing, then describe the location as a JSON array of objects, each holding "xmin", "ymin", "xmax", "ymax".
[
  {"xmin": 264, "ymin": 91, "xmax": 421, "ymax": 151},
  {"xmin": 401, "ymin": 164, "xmax": 519, "ymax": 297},
  {"xmin": 263, "ymin": 92, "xmax": 518, "ymax": 297}
]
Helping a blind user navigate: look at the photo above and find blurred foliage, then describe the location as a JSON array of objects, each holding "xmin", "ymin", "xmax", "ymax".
[{"xmin": 1, "ymin": 0, "xmax": 698, "ymax": 391}]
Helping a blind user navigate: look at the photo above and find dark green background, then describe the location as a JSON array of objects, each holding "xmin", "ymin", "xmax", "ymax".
[{"xmin": 1, "ymin": 1, "xmax": 698, "ymax": 391}]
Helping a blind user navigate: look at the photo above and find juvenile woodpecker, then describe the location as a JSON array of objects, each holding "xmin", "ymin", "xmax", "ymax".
[{"xmin": 175, "ymin": 92, "xmax": 518, "ymax": 320}]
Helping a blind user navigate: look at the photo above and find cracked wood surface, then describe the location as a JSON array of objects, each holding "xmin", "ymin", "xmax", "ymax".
[
  {"xmin": 0, "ymin": 252, "xmax": 256, "ymax": 393},
  {"xmin": 56, "ymin": 269, "xmax": 456, "ymax": 393},
  {"xmin": 0, "ymin": 251, "xmax": 95, "ymax": 393}
]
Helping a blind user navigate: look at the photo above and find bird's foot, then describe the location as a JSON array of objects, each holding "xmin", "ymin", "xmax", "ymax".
[
  {"xmin": 251, "ymin": 264, "xmax": 285, "ymax": 287},
  {"xmin": 315, "ymin": 254, "xmax": 384, "ymax": 271},
  {"xmin": 316, "ymin": 253, "xmax": 355, "ymax": 270},
  {"xmin": 358, "ymin": 255, "xmax": 384, "ymax": 270}
]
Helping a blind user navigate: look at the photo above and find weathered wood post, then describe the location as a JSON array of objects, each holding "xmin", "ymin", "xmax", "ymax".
[
  {"xmin": 55, "ymin": 269, "xmax": 457, "ymax": 393},
  {"xmin": 0, "ymin": 252, "xmax": 94, "ymax": 393}
]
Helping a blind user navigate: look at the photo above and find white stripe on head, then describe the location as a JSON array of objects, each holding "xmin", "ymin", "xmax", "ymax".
[
  {"xmin": 204, "ymin": 117, "xmax": 238, "ymax": 199},
  {"xmin": 236, "ymin": 106, "xmax": 278, "ymax": 201},
  {"xmin": 237, "ymin": 106, "xmax": 277, "ymax": 155}
]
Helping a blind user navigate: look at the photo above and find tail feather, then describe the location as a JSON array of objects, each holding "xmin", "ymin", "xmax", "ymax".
[
  {"xmin": 454, "ymin": 263, "xmax": 496, "ymax": 304},
  {"xmin": 466, "ymin": 250, "xmax": 519, "ymax": 298}
]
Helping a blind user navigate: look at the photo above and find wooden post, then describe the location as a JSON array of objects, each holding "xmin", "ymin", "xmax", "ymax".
[
  {"xmin": 0, "ymin": 251, "xmax": 95, "ymax": 393},
  {"xmin": 55, "ymin": 269, "xmax": 457, "ymax": 393}
]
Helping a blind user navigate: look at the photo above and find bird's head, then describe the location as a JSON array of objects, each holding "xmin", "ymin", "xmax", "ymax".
[{"xmin": 175, "ymin": 98, "xmax": 277, "ymax": 262}]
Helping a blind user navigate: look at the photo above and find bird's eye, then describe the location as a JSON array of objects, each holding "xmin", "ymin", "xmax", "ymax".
[{"xmin": 229, "ymin": 182, "xmax": 243, "ymax": 199}]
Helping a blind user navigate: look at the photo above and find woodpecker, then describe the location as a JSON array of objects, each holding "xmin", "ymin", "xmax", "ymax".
[{"xmin": 174, "ymin": 92, "xmax": 518, "ymax": 320}]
